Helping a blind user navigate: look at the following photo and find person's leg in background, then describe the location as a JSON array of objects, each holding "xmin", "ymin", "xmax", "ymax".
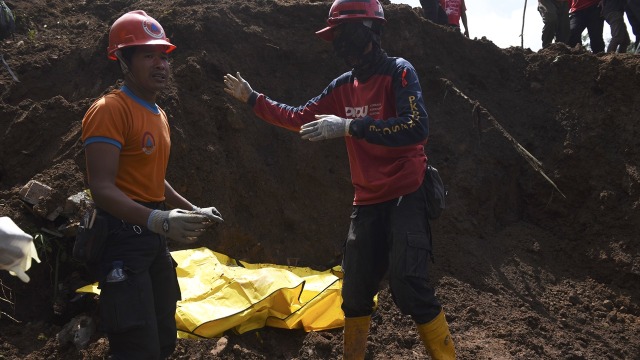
[
  {"xmin": 568, "ymin": 8, "xmax": 589, "ymax": 48},
  {"xmin": 625, "ymin": 0, "xmax": 640, "ymax": 52},
  {"xmin": 556, "ymin": 0, "xmax": 571, "ymax": 44},
  {"xmin": 585, "ymin": 3, "xmax": 606, "ymax": 53},
  {"xmin": 420, "ymin": 0, "xmax": 440, "ymax": 23},
  {"xmin": 539, "ymin": 0, "xmax": 560, "ymax": 48},
  {"xmin": 605, "ymin": 9, "xmax": 631, "ymax": 52}
]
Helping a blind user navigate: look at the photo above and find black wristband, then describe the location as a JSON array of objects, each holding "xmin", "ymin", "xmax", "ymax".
[{"xmin": 349, "ymin": 119, "xmax": 365, "ymax": 139}]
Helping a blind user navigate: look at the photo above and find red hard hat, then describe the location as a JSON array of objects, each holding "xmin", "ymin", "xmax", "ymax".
[
  {"xmin": 107, "ymin": 10, "xmax": 176, "ymax": 60},
  {"xmin": 316, "ymin": 0, "xmax": 386, "ymax": 42}
]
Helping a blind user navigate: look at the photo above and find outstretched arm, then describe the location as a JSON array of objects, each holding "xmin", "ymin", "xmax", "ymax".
[
  {"xmin": 224, "ymin": 72, "xmax": 253, "ymax": 103},
  {"xmin": 223, "ymin": 71, "xmax": 330, "ymax": 131},
  {"xmin": 461, "ymin": 11, "xmax": 469, "ymax": 37}
]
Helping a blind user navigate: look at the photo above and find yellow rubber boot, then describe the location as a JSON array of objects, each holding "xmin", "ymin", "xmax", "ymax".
[
  {"xmin": 343, "ymin": 315, "xmax": 371, "ymax": 360},
  {"xmin": 416, "ymin": 310, "xmax": 456, "ymax": 360}
]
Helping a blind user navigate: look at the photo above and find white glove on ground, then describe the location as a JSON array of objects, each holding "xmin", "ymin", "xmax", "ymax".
[
  {"xmin": 300, "ymin": 115, "xmax": 352, "ymax": 141},
  {"xmin": 223, "ymin": 72, "xmax": 253, "ymax": 103},
  {"xmin": 147, "ymin": 209, "xmax": 210, "ymax": 244},
  {"xmin": 0, "ymin": 217, "xmax": 41, "ymax": 283}
]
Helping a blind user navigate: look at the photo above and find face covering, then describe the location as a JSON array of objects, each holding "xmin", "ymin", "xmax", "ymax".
[{"xmin": 332, "ymin": 22, "xmax": 375, "ymax": 68}]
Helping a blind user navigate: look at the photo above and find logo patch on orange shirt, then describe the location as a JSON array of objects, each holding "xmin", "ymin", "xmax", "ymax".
[{"xmin": 141, "ymin": 132, "xmax": 156, "ymax": 155}]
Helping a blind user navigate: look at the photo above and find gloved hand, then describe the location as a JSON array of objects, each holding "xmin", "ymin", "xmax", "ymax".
[
  {"xmin": 147, "ymin": 209, "xmax": 210, "ymax": 244},
  {"xmin": 192, "ymin": 206, "xmax": 224, "ymax": 223},
  {"xmin": 300, "ymin": 115, "xmax": 352, "ymax": 141},
  {"xmin": 0, "ymin": 216, "xmax": 41, "ymax": 283},
  {"xmin": 223, "ymin": 72, "xmax": 253, "ymax": 103},
  {"xmin": 0, "ymin": 243, "xmax": 24, "ymax": 268}
]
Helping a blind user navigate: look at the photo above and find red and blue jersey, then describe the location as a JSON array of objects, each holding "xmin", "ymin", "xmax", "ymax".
[{"xmin": 249, "ymin": 53, "xmax": 429, "ymax": 205}]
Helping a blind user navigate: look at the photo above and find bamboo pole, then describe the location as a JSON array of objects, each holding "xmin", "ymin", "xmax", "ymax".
[{"xmin": 521, "ymin": 0, "xmax": 528, "ymax": 48}]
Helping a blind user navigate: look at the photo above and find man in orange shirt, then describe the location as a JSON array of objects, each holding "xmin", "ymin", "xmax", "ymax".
[{"xmin": 82, "ymin": 10, "xmax": 222, "ymax": 359}]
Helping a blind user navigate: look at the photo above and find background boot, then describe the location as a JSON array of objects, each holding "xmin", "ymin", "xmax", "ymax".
[
  {"xmin": 343, "ymin": 315, "xmax": 371, "ymax": 360},
  {"xmin": 416, "ymin": 310, "xmax": 456, "ymax": 360}
]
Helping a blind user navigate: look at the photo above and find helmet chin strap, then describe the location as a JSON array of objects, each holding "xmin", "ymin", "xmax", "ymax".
[
  {"xmin": 115, "ymin": 49, "xmax": 144, "ymax": 95},
  {"xmin": 114, "ymin": 50, "xmax": 129, "ymax": 74}
]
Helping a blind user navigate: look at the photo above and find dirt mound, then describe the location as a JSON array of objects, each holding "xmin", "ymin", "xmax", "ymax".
[{"xmin": 1, "ymin": 0, "xmax": 639, "ymax": 359}]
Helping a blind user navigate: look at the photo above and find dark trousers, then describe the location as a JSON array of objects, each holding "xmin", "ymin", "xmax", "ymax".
[
  {"xmin": 341, "ymin": 172, "xmax": 442, "ymax": 324},
  {"xmin": 626, "ymin": 0, "xmax": 640, "ymax": 52},
  {"xmin": 98, "ymin": 210, "xmax": 181, "ymax": 360},
  {"xmin": 606, "ymin": 13, "xmax": 630, "ymax": 52},
  {"xmin": 603, "ymin": 0, "xmax": 630, "ymax": 52},
  {"xmin": 569, "ymin": 4, "xmax": 605, "ymax": 53},
  {"xmin": 420, "ymin": 0, "xmax": 448, "ymax": 25},
  {"xmin": 538, "ymin": 0, "xmax": 570, "ymax": 47}
]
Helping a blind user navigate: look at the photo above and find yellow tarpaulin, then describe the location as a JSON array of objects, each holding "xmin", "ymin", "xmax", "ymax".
[{"xmin": 77, "ymin": 247, "xmax": 345, "ymax": 338}]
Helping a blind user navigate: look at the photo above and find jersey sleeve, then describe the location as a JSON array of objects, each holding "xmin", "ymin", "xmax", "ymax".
[
  {"xmin": 81, "ymin": 94, "xmax": 129, "ymax": 149},
  {"xmin": 248, "ymin": 83, "xmax": 337, "ymax": 132}
]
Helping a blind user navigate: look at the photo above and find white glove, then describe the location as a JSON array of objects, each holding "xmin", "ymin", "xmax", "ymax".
[
  {"xmin": 300, "ymin": 115, "xmax": 352, "ymax": 141},
  {"xmin": 147, "ymin": 209, "xmax": 210, "ymax": 244},
  {"xmin": 223, "ymin": 72, "xmax": 253, "ymax": 103},
  {"xmin": 192, "ymin": 206, "xmax": 224, "ymax": 223},
  {"xmin": 0, "ymin": 217, "xmax": 41, "ymax": 283}
]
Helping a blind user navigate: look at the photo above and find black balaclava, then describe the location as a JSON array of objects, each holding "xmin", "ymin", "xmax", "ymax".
[{"xmin": 332, "ymin": 21, "xmax": 384, "ymax": 81}]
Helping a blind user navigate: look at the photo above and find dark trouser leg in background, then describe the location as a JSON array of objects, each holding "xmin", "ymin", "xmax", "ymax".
[
  {"xmin": 605, "ymin": 10, "xmax": 631, "ymax": 52},
  {"xmin": 539, "ymin": 0, "xmax": 560, "ymax": 48}
]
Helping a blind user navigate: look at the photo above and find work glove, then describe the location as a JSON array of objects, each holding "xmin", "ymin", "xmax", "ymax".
[
  {"xmin": 147, "ymin": 209, "xmax": 211, "ymax": 244},
  {"xmin": 300, "ymin": 115, "xmax": 353, "ymax": 142},
  {"xmin": 192, "ymin": 205, "xmax": 224, "ymax": 223},
  {"xmin": 0, "ymin": 217, "xmax": 41, "ymax": 283},
  {"xmin": 223, "ymin": 72, "xmax": 253, "ymax": 103},
  {"xmin": 0, "ymin": 243, "xmax": 24, "ymax": 268}
]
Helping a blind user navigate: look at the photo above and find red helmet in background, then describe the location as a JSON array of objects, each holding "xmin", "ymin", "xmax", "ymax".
[
  {"xmin": 107, "ymin": 10, "xmax": 176, "ymax": 61},
  {"xmin": 316, "ymin": 0, "xmax": 386, "ymax": 42}
]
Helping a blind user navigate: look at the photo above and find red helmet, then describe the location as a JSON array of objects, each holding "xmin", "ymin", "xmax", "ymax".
[
  {"xmin": 107, "ymin": 10, "xmax": 176, "ymax": 60},
  {"xmin": 316, "ymin": 0, "xmax": 386, "ymax": 42}
]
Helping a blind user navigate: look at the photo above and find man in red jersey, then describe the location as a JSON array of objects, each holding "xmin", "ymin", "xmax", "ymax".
[
  {"xmin": 440, "ymin": 0, "xmax": 469, "ymax": 37},
  {"xmin": 224, "ymin": 1, "xmax": 455, "ymax": 359},
  {"xmin": 568, "ymin": 0, "xmax": 605, "ymax": 52}
]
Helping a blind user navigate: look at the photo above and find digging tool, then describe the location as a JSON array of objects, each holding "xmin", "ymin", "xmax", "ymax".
[{"xmin": 0, "ymin": 54, "xmax": 19, "ymax": 82}]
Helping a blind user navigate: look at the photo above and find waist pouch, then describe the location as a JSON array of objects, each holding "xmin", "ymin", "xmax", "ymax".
[
  {"xmin": 424, "ymin": 165, "xmax": 446, "ymax": 220},
  {"xmin": 73, "ymin": 209, "xmax": 109, "ymax": 264}
]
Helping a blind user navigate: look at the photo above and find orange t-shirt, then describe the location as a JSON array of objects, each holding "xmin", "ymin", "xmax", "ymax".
[{"xmin": 81, "ymin": 86, "xmax": 170, "ymax": 202}]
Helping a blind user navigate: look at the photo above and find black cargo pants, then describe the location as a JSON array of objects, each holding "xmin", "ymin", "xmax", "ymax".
[
  {"xmin": 341, "ymin": 172, "xmax": 442, "ymax": 324},
  {"xmin": 97, "ymin": 204, "xmax": 181, "ymax": 360}
]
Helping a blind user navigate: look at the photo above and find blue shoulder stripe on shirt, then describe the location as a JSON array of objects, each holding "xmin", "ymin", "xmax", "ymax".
[{"xmin": 83, "ymin": 136, "xmax": 122, "ymax": 149}]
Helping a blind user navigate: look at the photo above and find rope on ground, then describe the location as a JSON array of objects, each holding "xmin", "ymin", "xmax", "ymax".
[
  {"xmin": 0, "ymin": 279, "xmax": 19, "ymax": 323},
  {"xmin": 440, "ymin": 78, "xmax": 567, "ymax": 198}
]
